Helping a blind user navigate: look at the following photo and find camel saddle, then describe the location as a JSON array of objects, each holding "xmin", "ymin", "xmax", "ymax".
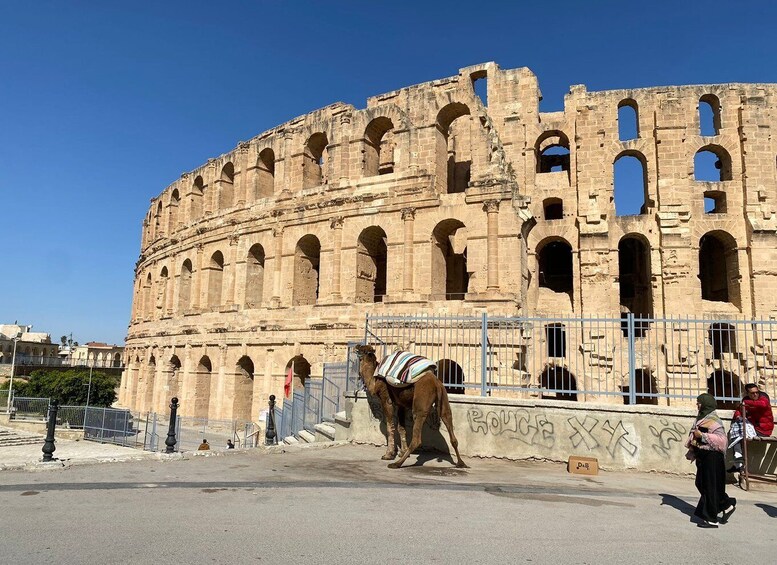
[{"xmin": 375, "ymin": 351, "xmax": 437, "ymax": 387}]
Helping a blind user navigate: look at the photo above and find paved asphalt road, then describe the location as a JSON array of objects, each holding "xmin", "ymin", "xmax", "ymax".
[{"xmin": 1, "ymin": 443, "xmax": 776, "ymax": 564}]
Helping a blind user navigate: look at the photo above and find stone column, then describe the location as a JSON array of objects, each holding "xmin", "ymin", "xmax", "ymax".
[
  {"xmin": 236, "ymin": 142, "xmax": 250, "ymax": 207},
  {"xmin": 330, "ymin": 216, "xmax": 344, "ymax": 301},
  {"xmin": 271, "ymin": 226, "xmax": 284, "ymax": 307},
  {"xmin": 192, "ymin": 244, "xmax": 204, "ymax": 312},
  {"xmin": 226, "ymin": 234, "xmax": 239, "ymax": 308},
  {"xmin": 165, "ymin": 257, "xmax": 176, "ymax": 317},
  {"xmin": 484, "ymin": 200, "xmax": 500, "ymax": 291},
  {"xmin": 401, "ymin": 208, "xmax": 416, "ymax": 293}
]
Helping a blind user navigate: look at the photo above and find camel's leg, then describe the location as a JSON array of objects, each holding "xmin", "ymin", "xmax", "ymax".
[
  {"xmin": 396, "ymin": 406, "xmax": 409, "ymax": 456},
  {"xmin": 439, "ymin": 390, "xmax": 467, "ymax": 468},
  {"xmin": 388, "ymin": 407, "xmax": 428, "ymax": 469},
  {"xmin": 380, "ymin": 396, "xmax": 397, "ymax": 460}
]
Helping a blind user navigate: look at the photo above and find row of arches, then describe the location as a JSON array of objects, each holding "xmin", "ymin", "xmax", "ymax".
[
  {"xmin": 616, "ymin": 93, "xmax": 723, "ymax": 142},
  {"xmin": 146, "ymin": 102, "xmax": 484, "ymax": 242},
  {"xmin": 136, "ymin": 220, "xmax": 471, "ymax": 320},
  {"xmin": 537, "ymin": 230, "xmax": 741, "ymax": 310}
]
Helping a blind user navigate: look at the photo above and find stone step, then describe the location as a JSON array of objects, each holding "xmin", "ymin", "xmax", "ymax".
[
  {"xmin": 314, "ymin": 423, "xmax": 336, "ymax": 442},
  {"xmin": 282, "ymin": 435, "xmax": 299, "ymax": 445},
  {"xmin": 297, "ymin": 430, "xmax": 316, "ymax": 444},
  {"xmin": 0, "ymin": 437, "xmax": 41, "ymax": 447}
]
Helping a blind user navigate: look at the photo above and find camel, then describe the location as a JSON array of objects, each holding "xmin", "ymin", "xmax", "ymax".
[{"xmin": 354, "ymin": 344, "xmax": 467, "ymax": 469}]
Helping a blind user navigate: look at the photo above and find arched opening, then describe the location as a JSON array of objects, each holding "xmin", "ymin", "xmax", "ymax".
[
  {"xmin": 543, "ymin": 198, "xmax": 563, "ymax": 220},
  {"xmin": 436, "ymin": 103, "xmax": 472, "ymax": 194},
  {"xmin": 622, "ymin": 369, "xmax": 658, "ymax": 405},
  {"xmin": 293, "ymin": 235, "xmax": 321, "ymax": 306},
  {"xmin": 245, "ymin": 244, "xmax": 265, "ymax": 308},
  {"xmin": 618, "ymin": 99, "xmax": 639, "ymax": 141},
  {"xmin": 355, "ymin": 226, "xmax": 388, "ymax": 303},
  {"xmin": 545, "ymin": 323, "xmax": 566, "ymax": 357},
  {"xmin": 540, "ymin": 366, "xmax": 578, "ymax": 402},
  {"xmin": 154, "ymin": 201, "xmax": 163, "ymax": 239},
  {"xmin": 286, "ymin": 355, "xmax": 311, "ymax": 392},
  {"xmin": 303, "ymin": 132, "xmax": 328, "ymax": 188},
  {"xmin": 113, "ymin": 352, "xmax": 122, "ymax": 368},
  {"xmin": 431, "ymin": 219, "xmax": 468, "ymax": 300},
  {"xmin": 538, "ymin": 239, "xmax": 573, "ymax": 296},
  {"xmin": 219, "ymin": 162, "xmax": 235, "ymax": 209},
  {"xmin": 194, "ymin": 356, "xmax": 212, "ymax": 418},
  {"xmin": 471, "ymin": 69, "xmax": 487, "ymax": 107},
  {"xmin": 169, "ymin": 189, "xmax": 180, "ymax": 232},
  {"xmin": 694, "ymin": 145, "xmax": 732, "ymax": 182},
  {"xmin": 364, "ymin": 117, "xmax": 395, "ymax": 176},
  {"xmin": 143, "ymin": 272, "xmax": 153, "ymax": 319},
  {"xmin": 536, "ymin": 132, "xmax": 570, "ymax": 173},
  {"xmin": 614, "ymin": 151, "xmax": 649, "ymax": 216},
  {"xmin": 699, "ymin": 94, "xmax": 721, "ymax": 136},
  {"xmin": 167, "ymin": 355, "xmax": 181, "ymax": 405},
  {"xmin": 437, "ymin": 358, "xmax": 465, "ymax": 395},
  {"xmin": 192, "ymin": 175, "xmax": 205, "ymax": 217},
  {"xmin": 178, "ymin": 259, "xmax": 193, "ymax": 314},
  {"xmin": 256, "ymin": 148, "xmax": 275, "ymax": 198},
  {"xmin": 207, "ymin": 251, "xmax": 224, "ymax": 309},
  {"xmin": 234, "ymin": 356, "xmax": 255, "ymax": 421},
  {"xmin": 708, "ymin": 323, "xmax": 737, "ymax": 359},
  {"xmin": 618, "ymin": 236, "xmax": 653, "ymax": 317},
  {"xmin": 707, "ymin": 370, "xmax": 741, "ymax": 410},
  {"xmin": 699, "ymin": 231, "xmax": 740, "ymax": 307}
]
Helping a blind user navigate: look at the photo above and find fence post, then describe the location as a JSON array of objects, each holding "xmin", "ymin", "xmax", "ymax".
[
  {"xmin": 627, "ymin": 313, "xmax": 637, "ymax": 405},
  {"xmin": 481, "ymin": 312, "xmax": 488, "ymax": 397},
  {"xmin": 42, "ymin": 399, "xmax": 59, "ymax": 462},
  {"xmin": 265, "ymin": 395, "xmax": 277, "ymax": 445},
  {"xmin": 165, "ymin": 397, "xmax": 179, "ymax": 453}
]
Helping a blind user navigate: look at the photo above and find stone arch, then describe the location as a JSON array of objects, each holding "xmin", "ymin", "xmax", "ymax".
[
  {"xmin": 618, "ymin": 234, "xmax": 653, "ymax": 317},
  {"xmin": 618, "ymin": 98, "xmax": 639, "ymax": 141},
  {"xmin": 694, "ymin": 144, "xmax": 732, "ymax": 181},
  {"xmin": 286, "ymin": 354, "xmax": 311, "ymax": 392},
  {"xmin": 698, "ymin": 230, "xmax": 740, "ymax": 309},
  {"xmin": 537, "ymin": 237, "xmax": 573, "ymax": 296},
  {"xmin": 255, "ymin": 148, "xmax": 275, "ymax": 198},
  {"xmin": 708, "ymin": 322, "xmax": 737, "ymax": 359},
  {"xmin": 191, "ymin": 175, "xmax": 205, "ymax": 219},
  {"xmin": 158, "ymin": 266, "xmax": 169, "ymax": 319},
  {"xmin": 436, "ymin": 102, "xmax": 472, "ymax": 194},
  {"xmin": 543, "ymin": 197, "xmax": 563, "ymax": 220},
  {"xmin": 303, "ymin": 132, "xmax": 328, "ymax": 188},
  {"xmin": 194, "ymin": 355, "xmax": 212, "ymax": 418},
  {"xmin": 536, "ymin": 130, "xmax": 570, "ymax": 173},
  {"xmin": 167, "ymin": 354, "xmax": 182, "ymax": 406},
  {"xmin": 437, "ymin": 358, "xmax": 465, "ymax": 395},
  {"xmin": 168, "ymin": 189, "xmax": 180, "ymax": 233},
  {"xmin": 113, "ymin": 352, "xmax": 122, "ymax": 368},
  {"xmin": 431, "ymin": 219, "xmax": 468, "ymax": 300},
  {"xmin": 539, "ymin": 366, "xmax": 578, "ymax": 402},
  {"xmin": 178, "ymin": 259, "xmax": 193, "ymax": 314},
  {"xmin": 293, "ymin": 235, "xmax": 321, "ymax": 306},
  {"xmin": 364, "ymin": 116, "xmax": 395, "ymax": 176},
  {"xmin": 218, "ymin": 162, "xmax": 235, "ymax": 210},
  {"xmin": 207, "ymin": 251, "xmax": 225, "ymax": 309},
  {"xmin": 245, "ymin": 244, "xmax": 266, "ymax": 308},
  {"xmin": 622, "ymin": 368, "xmax": 658, "ymax": 405},
  {"xmin": 355, "ymin": 226, "xmax": 388, "ymax": 303},
  {"xmin": 143, "ymin": 272, "xmax": 153, "ymax": 319},
  {"xmin": 614, "ymin": 150, "xmax": 649, "ymax": 216},
  {"xmin": 707, "ymin": 369, "xmax": 741, "ymax": 410},
  {"xmin": 234, "ymin": 355, "xmax": 255, "ymax": 421},
  {"xmin": 699, "ymin": 93, "xmax": 721, "ymax": 136},
  {"xmin": 154, "ymin": 201, "xmax": 164, "ymax": 239}
]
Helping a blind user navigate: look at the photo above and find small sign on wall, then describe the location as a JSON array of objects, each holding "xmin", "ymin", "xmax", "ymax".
[{"xmin": 568, "ymin": 455, "xmax": 599, "ymax": 475}]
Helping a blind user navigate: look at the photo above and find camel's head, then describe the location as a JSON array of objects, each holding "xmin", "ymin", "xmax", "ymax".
[{"xmin": 354, "ymin": 344, "xmax": 377, "ymax": 363}]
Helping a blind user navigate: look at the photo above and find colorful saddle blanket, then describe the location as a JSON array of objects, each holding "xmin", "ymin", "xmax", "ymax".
[{"xmin": 375, "ymin": 351, "xmax": 437, "ymax": 387}]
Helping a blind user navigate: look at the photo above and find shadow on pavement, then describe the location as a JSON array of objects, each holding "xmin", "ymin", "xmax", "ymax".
[
  {"xmin": 659, "ymin": 493, "xmax": 696, "ymax": 520},
  {"xmin": 755, "ymin": 503, "xmax": 777, "ymax": 518}
]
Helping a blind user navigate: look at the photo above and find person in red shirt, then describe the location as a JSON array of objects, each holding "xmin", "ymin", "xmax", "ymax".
[{"xmin": 728, "ymin": 383, "xmax": 775, "ymax": 472}]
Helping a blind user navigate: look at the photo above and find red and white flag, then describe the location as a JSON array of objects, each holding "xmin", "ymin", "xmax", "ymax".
[{"xmin": 284, "ymin": 362, "xmax": 294, "ymax": 398}]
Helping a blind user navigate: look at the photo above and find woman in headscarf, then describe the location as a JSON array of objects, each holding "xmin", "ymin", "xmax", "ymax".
[{"xmin": 685, "ymin": 393, "xmax": 736, "ymax": 527}]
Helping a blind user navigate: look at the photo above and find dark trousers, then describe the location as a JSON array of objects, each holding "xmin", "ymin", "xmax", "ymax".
[{"xmin": 694, "ymin": 450, "xmax": 735, "ymax": 522}]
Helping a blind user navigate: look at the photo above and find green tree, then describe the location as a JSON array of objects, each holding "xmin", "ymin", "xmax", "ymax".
[{"xmin": 11, "ymin": 369, "xmax": 119, "ymax": 406}]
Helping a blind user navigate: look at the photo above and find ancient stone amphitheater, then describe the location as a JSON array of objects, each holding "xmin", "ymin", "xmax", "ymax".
[{"xmin": 120, "ymin": 62, "xmax": 777, "ymax": 420}]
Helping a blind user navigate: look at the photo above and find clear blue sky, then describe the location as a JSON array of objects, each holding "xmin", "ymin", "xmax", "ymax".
[{"xmin": 1, "ymin": 1, "xmax": 775, "ymax": 345}]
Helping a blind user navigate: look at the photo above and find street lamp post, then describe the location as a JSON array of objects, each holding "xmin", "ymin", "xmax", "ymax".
[{"xmin": 6, "ymin": 332, "xmax": 22, "ymax": 414}]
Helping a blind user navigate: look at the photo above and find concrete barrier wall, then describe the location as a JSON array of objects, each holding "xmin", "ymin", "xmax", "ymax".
[{"xmin": 343, "ymin": 392, "xmax": 777, "ymax": 475}]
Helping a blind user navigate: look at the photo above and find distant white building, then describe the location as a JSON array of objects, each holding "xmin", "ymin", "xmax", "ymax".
[
  {"xmin": 0, "ymin": 324, "xmax": 58, "ymax": 366},
  {"xmin": 69, "ymin": 342, "xmax": 124, "ymax": 368}
]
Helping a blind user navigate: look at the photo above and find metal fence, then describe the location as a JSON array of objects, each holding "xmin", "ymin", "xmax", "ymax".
[
  {"xmin": 12, "ymin": 396, "xmax": 51, "ymax": 419},
  {"xmin": 322, "ymin": 362, "xmax": 348, "ymax": 422},
  {"xmin": 139, "ymin": 414, "xmax": 253, "ymax": 452},
  {"xmin": 0, "ymin": 355, "xmax": 124, "ymax": 369},
  {"xmin": 364, "ymin": 313, "xmax": 777, "ymax": 407}
]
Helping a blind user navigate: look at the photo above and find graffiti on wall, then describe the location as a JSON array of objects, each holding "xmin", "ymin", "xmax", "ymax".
[
  {"xmin": 648, "ymin": 419, "xmax": 687, "ymax": 459},
  {"xmin": 467, "ymin": 407, "xmax": 555, "ymax": 448},
  {"xmin": 567, "ymin": 416, "xmax": 638, "ymax": 457}
]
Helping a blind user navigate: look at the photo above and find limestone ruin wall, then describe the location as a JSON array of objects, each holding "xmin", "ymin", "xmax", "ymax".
[{"xmin": 121, "ymin": 62, "xmax": 777, "ymax": 421}]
